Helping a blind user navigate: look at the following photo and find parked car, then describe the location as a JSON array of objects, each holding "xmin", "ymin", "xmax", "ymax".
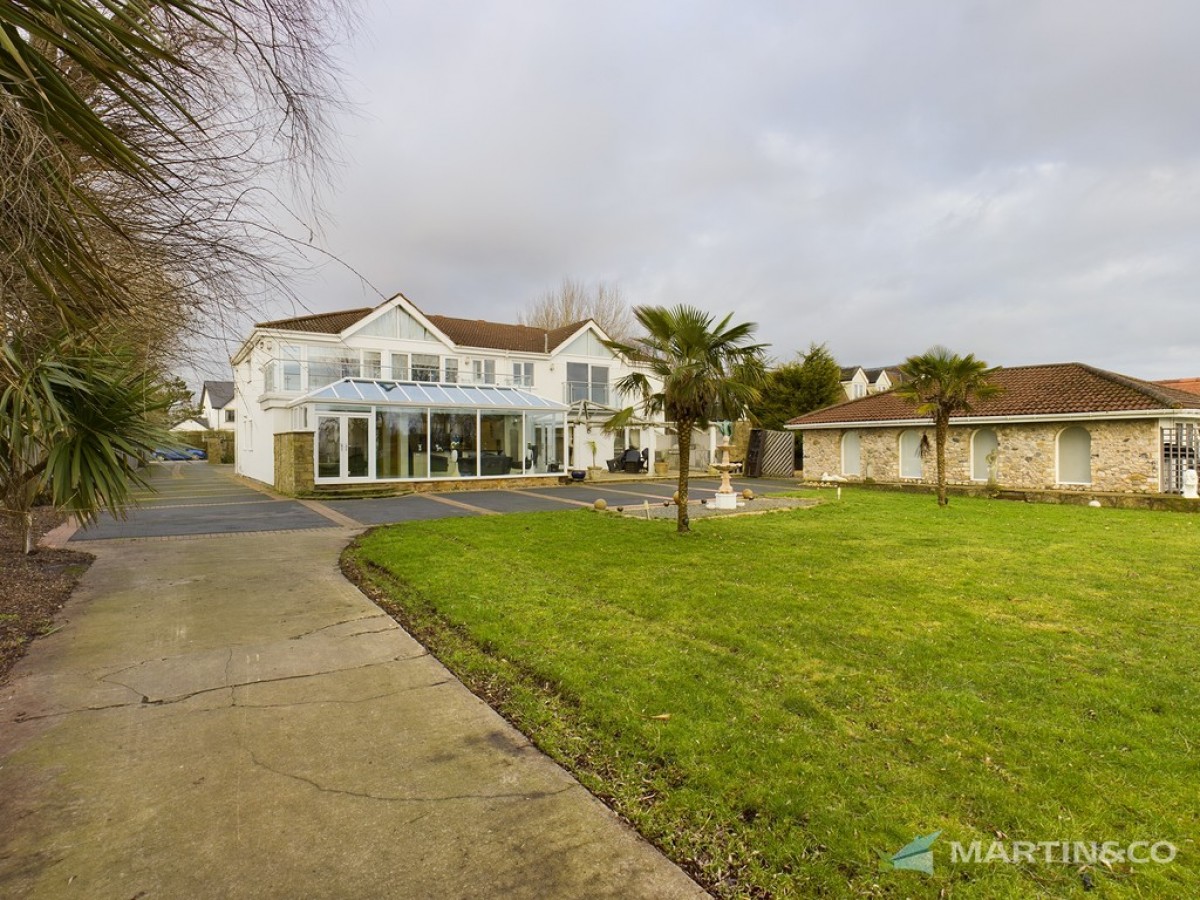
[
  {"xmin": 181, "ymin": 447, "xmax": 208, "ymax": 460},
  {"xmin": 152, "ymin": 448, "xmax": 193, "ymax": 461}
]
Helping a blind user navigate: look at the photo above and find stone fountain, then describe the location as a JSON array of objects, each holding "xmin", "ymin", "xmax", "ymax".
[{"xmin": 711, "ymin": 439, "xmax": 738, "ymax": 509}]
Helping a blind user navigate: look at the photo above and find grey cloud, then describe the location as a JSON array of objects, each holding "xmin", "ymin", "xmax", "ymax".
[{"xmin": 255, "ymin": 0, "xmax": 1200, "ymax": 380}]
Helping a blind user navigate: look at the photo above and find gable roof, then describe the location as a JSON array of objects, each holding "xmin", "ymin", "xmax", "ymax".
[
  {"xmin": 169, "ymin": 416, "xmax": 210, "ymax": 431},
  {"xmin": 789, "ymin": 363, "xmax": 1200, "ymax": 428},
  {"xmin": 202, "ymin": 380, "xmax": 235, "ymax": 409},
  {"xmin": 839, "ymin": 366, "xmax": 864, "ymax": 381},
  {"xmin": 863, "ymin": 366, "xmax": 903, "ymax": 383},
  {"xmin": 425, "ymin": 316, "xmax": 591, "ymax": 354},
  {"xmin": 253, "ymin": 297, "xmax": 595, "ymax": 355}
]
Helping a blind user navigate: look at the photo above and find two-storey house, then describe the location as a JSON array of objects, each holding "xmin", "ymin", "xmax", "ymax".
[{"xmin": 230, "ymin": 293, "xmax": 669, "ymax": 492}]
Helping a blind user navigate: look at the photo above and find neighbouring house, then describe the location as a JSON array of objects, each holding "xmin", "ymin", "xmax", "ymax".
[
  {"xmin": 169, "ymin": 416, "xmax": 210, "ymax": 433},
  {"xmin": 200, "ymin": 380, "xmax": 236, "ymax": 431},
  {"xmin": 229, "ymin": 292, "xmax": 716, "ymax": 493},
  {"xmin": 788, "ymin": 363, "xmax": 1200, "ymax": 495},
  {"xmin": 839, "ymin": 365, "xmax": 902, "ymax": 400}
]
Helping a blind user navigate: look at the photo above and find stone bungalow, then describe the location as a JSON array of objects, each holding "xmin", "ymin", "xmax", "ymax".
[{"xmin": 787, "ymin": 363, "xmax": 1200, "ymax": 494}]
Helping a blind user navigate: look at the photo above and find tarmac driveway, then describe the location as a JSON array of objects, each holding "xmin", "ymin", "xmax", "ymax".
[
  {"xmin": 68, "ymin": 463, "xmax": 801, "ymax": 540},
  {"xmin": 72, "ymin": 461, "xmax": 331, "ymax": 540}
]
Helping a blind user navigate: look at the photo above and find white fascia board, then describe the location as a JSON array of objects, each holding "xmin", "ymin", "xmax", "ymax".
[
  {"xmin": 788, "ymin": 408, "xmax": 1200, "ymax": 430},
  {"xmin": 231, "ymin": 327, "xmax": 343, "ymax": 365}
]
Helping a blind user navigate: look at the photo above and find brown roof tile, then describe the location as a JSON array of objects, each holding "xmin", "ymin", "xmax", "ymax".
[
  {"xmin": 256, "ymin": 307, "xmax": 374, "ymax": 334},
  {"xmin": 1157, "ymin": 377, "xmax": 1200, "ymax": 396},
  {"xmin": 789, "ymin": 363, "xmax": 1200, "ymax": 427},
  {"xmin": 424, "ymin": 316, "xmax": 589, "ymax": 353},
  {"xmin": 255, "ymin": 301, "xmax": 592, "ymax": 354}
]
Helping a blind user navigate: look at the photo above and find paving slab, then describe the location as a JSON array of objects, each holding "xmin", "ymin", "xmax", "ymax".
[
  {"xmin": 440, "ymin": 490, "xmax": 575, "ymax": 514},
  {"xmin": 321, "ymin": 494, "xmax": 480, "ymax": 526},
  {"xmin": 1, "ymin": 530, "xmax": 703, "ymax": 900}
]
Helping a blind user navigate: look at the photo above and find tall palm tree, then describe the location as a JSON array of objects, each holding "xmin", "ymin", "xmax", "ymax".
[
  {"xmin": 605, "ymin": 305, "xmax": 767, "ymax": 534},
  {"xmin": 895, "ymin": 347, "xmax": 1002, "ymax": 507}
]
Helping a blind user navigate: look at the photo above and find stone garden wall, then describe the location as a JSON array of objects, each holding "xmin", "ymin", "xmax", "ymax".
[
  {"xmin": 274, "ymin": 431, "xmax": 315, "ymax": 496},
  {"xmin": 800, "ymin": 419, "xmax": 1161, "ymax": 493}
]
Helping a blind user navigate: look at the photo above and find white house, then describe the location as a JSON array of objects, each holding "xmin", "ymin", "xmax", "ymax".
[
  {"xmin": 229, "ymin": 293, "xmax": 691, "ymax": 491},
  {"xmin": 839, "ymin": 366, "xmax": 901, "ymax": 400},
  {"xmin": 200, "ymin": 380, "xmax": 236, "ymax": 431},
  {"xmin": 170, "ymin": 416, "xmax": 210, "ymax": 433}
]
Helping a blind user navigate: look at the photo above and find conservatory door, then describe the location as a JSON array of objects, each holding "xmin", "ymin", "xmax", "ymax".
[{"xmin": 316, "ymin": 414, "xmax": 371, "ymax": 481}]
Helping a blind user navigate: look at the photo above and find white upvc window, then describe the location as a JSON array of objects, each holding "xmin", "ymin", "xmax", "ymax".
[
  {"xmin": 390, "ymin": 353, "xmax": 409, "ymax": 380},
  {"xmin": 281, "ymin": 344, "xmax": 303, "ymax": 391},
  {"xmin": 472, "ymin": 359, "xmax": 496, "ymax": 384},
  {"xmin": 363, "ymin": 351, "xmax": 382, "ymax": 379},
  {"xmin": 412, "ymin": 354, "xmax": 440, "ymax": 382}
]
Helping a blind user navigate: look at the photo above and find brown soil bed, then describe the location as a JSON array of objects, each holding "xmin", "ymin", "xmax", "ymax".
[{"xmin": 0, "ymin": 510, "xmax": 93, "ymax": 683}]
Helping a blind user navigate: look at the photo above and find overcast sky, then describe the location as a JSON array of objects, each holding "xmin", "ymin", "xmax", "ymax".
[{"xmin": 246, "ymin": 0, "xmax": 1200, "ymax": 380}]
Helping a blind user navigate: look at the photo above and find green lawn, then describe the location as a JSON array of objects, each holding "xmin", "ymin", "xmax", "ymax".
[{"xmin": 345, "ymin": 489, "xmax": 1199, "ymax": 898}]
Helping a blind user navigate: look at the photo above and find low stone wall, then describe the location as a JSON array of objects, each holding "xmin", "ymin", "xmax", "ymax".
[
  {"xmin": 204, "ymin": 431, "xmax": 236, "ymax": 464},
  {"xmin": 802, "ymin": 418, "xmax": 1162, "ymax": 494},
  {"xmin": 330, "ymin": 475, "xmax": 572, "ymax": 497},
  {"xmin": 833, "ymin": 480, "xmax": 1200, "ymax": 513},
  {"xmin": 274, "ymin": 431, "xmax": 315, "ymax": 496}
]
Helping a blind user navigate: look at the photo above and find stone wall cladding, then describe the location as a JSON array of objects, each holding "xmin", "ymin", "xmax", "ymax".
[
  {"xmin": 274, "ymin": 431, "xmax": 314, "ymax": 495},
  {"xmin": 801, "ymin": 419, "xmax": 1161, "ymax": 493}
]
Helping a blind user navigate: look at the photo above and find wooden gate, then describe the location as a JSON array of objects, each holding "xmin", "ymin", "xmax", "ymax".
[
  {"xmin": 1160, "ymin": 424, "xmax": 1199, "ymax": 493},
  {"xmin": 745, "ymin": 429, "xmax": 795, "ymax": 478}
]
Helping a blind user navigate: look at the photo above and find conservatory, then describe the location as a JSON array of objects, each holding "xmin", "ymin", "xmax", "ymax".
[{"xmin": 292, "ymin": 378, "xmax": 569, "ymax": 484}]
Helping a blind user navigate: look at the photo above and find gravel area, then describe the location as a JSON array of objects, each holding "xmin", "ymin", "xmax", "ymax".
[
  {"xmin": 1, "ymin": 509, "xmax": 93, "ymax": 683},
  {"xmin": 615, "ymin": 496, "xmax": 819, "ymax": 520}
]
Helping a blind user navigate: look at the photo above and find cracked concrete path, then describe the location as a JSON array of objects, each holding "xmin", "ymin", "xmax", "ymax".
[{"xmin": 0, "ymin": 529, "xmax": 705, "ymax": 899}]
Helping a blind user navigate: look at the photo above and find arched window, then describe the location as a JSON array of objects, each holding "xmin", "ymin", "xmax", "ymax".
[
  {"xmin": 971, "ymin": 428, "xmax": 999, "ymax": 481},
  {"xmin": 1057, "ymin": 426, "xmax": 1092, "ymax": 484},
  {"xmin": 841, "ymin": 431, "xmax": 861, "ymax": 476},
  {"xmin": 899, "ymin": 429, "xmax": 924, "ymax": 479}
]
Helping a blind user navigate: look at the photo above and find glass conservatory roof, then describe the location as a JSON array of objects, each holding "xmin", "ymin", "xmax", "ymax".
[{"xmin": 293, "ymin": 378, "xmax": 568, "ymax": 412}]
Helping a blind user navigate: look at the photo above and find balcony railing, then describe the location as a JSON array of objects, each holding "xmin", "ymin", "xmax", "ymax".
[
  {"xmin": 261, "ymin": 358, "xmax": 535, "ymax": 395},
  {"xmin": 563, "ymin": 381, "xmax": 612, "ymax": 406}
]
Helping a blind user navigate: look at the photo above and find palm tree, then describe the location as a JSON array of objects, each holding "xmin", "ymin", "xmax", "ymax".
[
  {"xmin": 0, "ymin": 0, "xmax": 347, "ymax": 326},
  {"xmin": 1, "ymin": 334, "xmax": 169, "ymax": 554},
  {"xmin": 605, "ymin": 305, "xmax": 767, "ymax": 534},
  {"xmin": 895, "ymin": 347, "xmax": 1002, "ymax": 507}
]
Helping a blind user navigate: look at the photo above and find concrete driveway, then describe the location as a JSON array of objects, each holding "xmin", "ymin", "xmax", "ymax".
[{"xmin": 1, "ymin": 465, "xmax": 730, "ymax": 898}]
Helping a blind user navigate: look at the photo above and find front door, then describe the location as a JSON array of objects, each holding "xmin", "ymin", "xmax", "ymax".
[{"xmin": 316, "ymin": 414, "xmax": 371, "ymax": 482}]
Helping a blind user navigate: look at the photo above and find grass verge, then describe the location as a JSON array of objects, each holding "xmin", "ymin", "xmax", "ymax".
[{"xmin": 343, "ymin": 488, "xmax": 1199, "ymax": 898}]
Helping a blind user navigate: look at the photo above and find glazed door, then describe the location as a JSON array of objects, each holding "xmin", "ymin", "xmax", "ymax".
[{"xmin": 316, "ymin": 414, "xmax": 371, "ymax": 481}]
